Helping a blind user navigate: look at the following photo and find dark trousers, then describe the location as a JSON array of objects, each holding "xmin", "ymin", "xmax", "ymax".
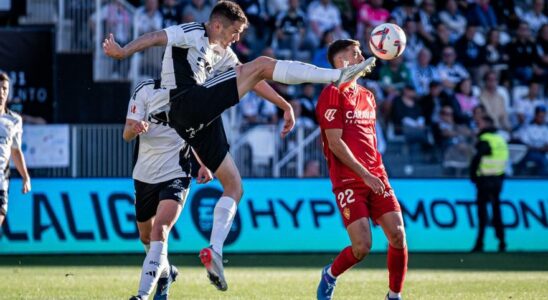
[{"xmin": 474, "ymin": 176, "xmax": 505, "ymax": 248}]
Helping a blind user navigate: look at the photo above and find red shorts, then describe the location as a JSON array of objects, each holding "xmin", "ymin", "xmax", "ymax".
[{"xmin": 333, "ymin": 177, "xmax": 401, "ymax": 227}]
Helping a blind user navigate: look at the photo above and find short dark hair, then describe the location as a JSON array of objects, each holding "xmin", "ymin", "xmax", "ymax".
[
  {"xmin": 482, "ymin": 115, "xmax": 495, "ymax": 126},
  {"xmin": 210, "ymin": 1, "xmax": 248, "ymax": 25},
  {"xmin": 0, "ymin": 72, "xmax": 8, "ymax": 82},
  {"xmin": 327, "ymin": 39, "xmax": 360, "ymax": 68}
]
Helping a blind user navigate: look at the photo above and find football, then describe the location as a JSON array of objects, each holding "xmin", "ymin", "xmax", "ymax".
[{"xmin": 369, "ymin": 23, "xmax": 407, "ymax": 60}]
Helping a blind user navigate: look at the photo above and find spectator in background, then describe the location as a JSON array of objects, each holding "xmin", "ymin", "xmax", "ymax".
[
  {"xmin": 311, "ymin": 29, "xmax": 336, "ymax": 69},
  {"xmin": 480, "ymin": 29, "xmax": 509, "ymax": 74},
  {"xmin": 0, "ymin": 72, "xmax": 31, "ymax": 228},
  {"xmin": 467, "ymin": 0, "xmax": 498, "ymax": 31},
  {"xmin": 296, "ymin": 83, "xmax": 317, "ymax": 124},
  {"xmin": 471, "ymin": 104, "xmax": 487, "ymax": 132},
  {"xmin": 135, "ymin": 0, "xmax": 163, "ymax": 36},
  {"xmin": 513, "ymin": 80, "xmax": 546, "ymax": 130},
  {"xmin": 479, "ymin": 71, "xmax": 511, "ymax": 131},
  {"xmin": 433, "ymin": 105, "xmax": 474, "ymax": 163},
  {"xmin": 240, "ymin": 91, "xmax": 279, "ymax": 129},
  {"xmin": 161, "ymin": 0, "xmax": 183, "ymax": 27},
  {"xmin": 507, "ymin": 22, "xmax": 538, "ymax": 84},
  {"xmin": 409, "ymin": 48, "xmax": 440, "ymax": 96},
  {"xmin": 307, "ymin": 0, "xmax": 349, "ymax": 47},
  {"xmin": 391, "ymin": 84, "xmax": 427, "ymax": 137},
  {"xmin": 437, "ymin": 46, "xmax": 470, "ymax": 91},
  {"xmin": 454, "ymin": 24, "xmax": 483, "ymax": 79},
  {"xmin": 470, "ymin": 115, "xmax": 508, "ymax": 253},
  {"xmin": 391, "ymin": 0, "xmax": 419, "ymax": 27},
  {"xmin": 273, "ymin": 0, "xmax": 308, "ymax": 60},
  {"xmin": 535, "ymin": 24, "xmax": 548, "ymax": 84},
  {"xmin": 427, "ymin": 22, "xmax": 452, "ymax": 64},
  {"xmin": 439, "ymin": 0, "xmax": 467, "ymax": 43},
  {"xmin": 417, "ymin": 0, "xmax": 439, "ymax": 44},
  {"xmin": 522, "ymin": 0, "xmax": 548, "ymax": 35},
  {"xmin": 454, "ymin": 78, "xmax": 479, "ymax": 119},
  {"xmin": 516, "ymin": 106, "xmax": 548, "ymax": 176},
  {"xmin": 402, "ymin": 18, "xmax": 426, "ymax": 64},
  {"xmin": 380, "ymin": 56, "xmax": 413, "ymax": 94},
  {"xmin": 91, "ymin": 0, "xmax": 132, "ymax": 46},
  {"xmin": 420, "ymin": 80, "xmax": 464, "ymax": 125},
  {"xmin": 289, "ymin": 98, "xmax": 315, "ymax": 129},
  {"xmin": 183, "ymin": 0, "xmax": 212, "ymax": 23},
  {"xmin": 355, "ymin": 0, "xmax": 390, "ymax": 39}
]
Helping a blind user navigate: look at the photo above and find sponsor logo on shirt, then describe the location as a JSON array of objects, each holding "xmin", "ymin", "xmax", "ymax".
[
  {"xmin": 324, "ymin": 109, "xmax": 337, "ymax": 122},
  {"xmin": 345, "ymin": 109, "xmax": 375, "ymax": 124}
]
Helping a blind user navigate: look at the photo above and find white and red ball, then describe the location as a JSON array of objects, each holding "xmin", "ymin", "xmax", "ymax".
[{"xmin": 369, "ymin": 23, "xmax": 407, "ymax": 60}]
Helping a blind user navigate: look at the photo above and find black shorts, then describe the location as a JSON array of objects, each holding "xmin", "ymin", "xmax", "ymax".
[
  {"xmin": 168, "ymin": 69, "xmax": 239, "ymax": 172},
  {"xmin": 134, "ymin": 177, "xmax": 191, "ymax": 222},
  {"xmin": 0, "ymin": 190, "xmax": 7, "ymax": 215}
]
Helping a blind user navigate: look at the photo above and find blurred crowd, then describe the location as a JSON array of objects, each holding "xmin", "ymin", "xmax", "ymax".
[{"xmin": 89, "ymin": 0, "xmax": 548, "ymax": 176}]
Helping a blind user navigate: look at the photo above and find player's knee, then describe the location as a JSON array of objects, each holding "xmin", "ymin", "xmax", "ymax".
[
  {"xmin": 224, "ymin": 181, "xmax": 243, "ymax": 201},
  {"xmin": 388, "ymin": 227, "xmax": 406, "ymax": 249},
  {"xmin": 352, "ymin": 241, "xmax": 371, "ymax": 260},
  {"xmin": 252, "ymin": 56, "xmax": 275, "ymax": 78}
]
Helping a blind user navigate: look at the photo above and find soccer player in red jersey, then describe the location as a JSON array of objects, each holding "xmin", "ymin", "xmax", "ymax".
[{"xmin": 315, "ymin": 39, "xmax": 408, "ymax": 300}]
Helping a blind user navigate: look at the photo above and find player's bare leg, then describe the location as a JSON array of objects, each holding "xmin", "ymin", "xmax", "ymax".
[
  {"xmin": 317, "ymin": 218, "xmax": 371, "ymax": 300},
  {"xmin": 377, "ymin": 212, "xmax": 408, "ymax": 300},
  {"xmin": 199, "ymin": 153, "xmax": 241, "ymax": 291},
  {"xmin": 134, "ymin": 200, "xmax": 183, "ymax": 300},
  {"xmin": 0, "ymin": 214, "xmax": 5, "ymax": 227}
]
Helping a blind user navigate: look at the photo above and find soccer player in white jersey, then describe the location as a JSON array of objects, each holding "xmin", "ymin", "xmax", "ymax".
[
  {"xmin": 0, "ymin": 72, "xmax": 31, "ymax": 228},
  {"xmin": 124, "ymin": 79, "xmax": 213, "ymax": 300},
  {"xmin": 103, "ymin": 1, "xmax": 376, "ymax": 291}
]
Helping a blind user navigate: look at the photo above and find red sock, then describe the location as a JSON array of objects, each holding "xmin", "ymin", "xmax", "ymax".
[
  {"xmin": 387, "ymin": 245, "xmax": 408, "ymax": 293},
  {"xmin": 331, "ymin": 246, "xmax": 361, "ymax": 277}
]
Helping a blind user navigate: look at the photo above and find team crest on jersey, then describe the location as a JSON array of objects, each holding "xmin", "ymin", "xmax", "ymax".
[
  {"xmin": 200, "ymin": 46, "xmax": 206, "ymax": 54},
  {"xmin": 324, "ymin": 109, "xmax": 337, "ymax": 122},
  {"xmin": 343, "ymin": 207, "xmax": 351, "ymax": 220}
]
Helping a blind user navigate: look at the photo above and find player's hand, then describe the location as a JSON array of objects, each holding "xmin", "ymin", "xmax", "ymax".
[
  {"xmin": 22, "ymin": 178, "xmax": 31, "ymax": 194},
  {"xmin": 363, "ymin": 174, "xmax": 385, "ymax": 195},
  {"xmin": 132, "ymin": 121, "xmax": 149, "ymax": 135},
  {"xmin": 103, "ymin": 33, "xmax": 125, "ymax": 59},
  {"xmin": 196, "ymin": 165, "xmax": 213, "ymax": 184},
  {"xmin": 281, "ymin": 107, "xmax": 295, "ymax": 138}
]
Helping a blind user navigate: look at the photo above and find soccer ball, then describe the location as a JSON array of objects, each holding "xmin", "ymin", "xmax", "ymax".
[{"xmin": 369, "ymin": 23, "xmax": 407, "ymax": 60}]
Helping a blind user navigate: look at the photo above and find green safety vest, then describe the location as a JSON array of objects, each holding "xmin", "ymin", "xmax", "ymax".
[{"xmin": 477, "ymin": 132, "xmax": 509, "ymax": 176}]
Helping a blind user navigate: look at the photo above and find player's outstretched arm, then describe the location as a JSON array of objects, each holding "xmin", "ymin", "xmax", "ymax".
[
  {"xmin": 11, "ymin": 148, "xmax": 31, "ymax": 194},
  {"xmin": 103, "ymin": 30, "xmax": 168, "ymax": 60},
  {"xmin": 325, "ymin": 129, "xmax": 385, "ymax": 194},
  {"xmin": 252, "ymin": 80, "xmax": 295, "ymax": 138}
]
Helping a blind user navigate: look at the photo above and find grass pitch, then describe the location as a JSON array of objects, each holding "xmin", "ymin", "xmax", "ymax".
[{"xmin": 0, "ymin": 253, "xmax": 546, "ymax": 299}]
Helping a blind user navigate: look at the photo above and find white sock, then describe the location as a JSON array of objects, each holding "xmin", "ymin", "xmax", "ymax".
[
  {"xmin": 327, "ymin": 267, "xmax": 336, "ymax": 279},
  {"xmin": 143, "ymin": 242, "xmax": 169, "ymax": 278},
  {"xmin": 272, "ymin": 60, "xmax": 341, "ymax": 84},
  {"xmin": 137, "ymin": 241, "xmax": 169, "ymax": 297},
  {"xmin": 388, "ymin": 290, "xmax": 401, "ymax": 298},
  {"xmin": 210, "ymin": 196, "xmax": 237, "ymax": 256}
]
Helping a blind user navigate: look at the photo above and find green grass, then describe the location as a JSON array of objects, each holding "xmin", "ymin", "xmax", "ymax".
[{"xmin": 0, "ymin": 253, "xmax": 547, "ymax": 299}]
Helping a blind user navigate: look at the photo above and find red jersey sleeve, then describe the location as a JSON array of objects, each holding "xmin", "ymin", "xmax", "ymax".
[{"xmin": 316, "ymin": 85, "xmax": 344, "ymax": 130}]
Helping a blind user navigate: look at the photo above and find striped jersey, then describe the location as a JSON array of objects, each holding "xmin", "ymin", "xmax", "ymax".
[
  {"xmin": 161, "ymin": 22, "xmax": 239, "ymax": 89},
  {"xmin": 0, "ymin": 110, "xmax": 22, "ymax": 190},
  {"xmin": 126, "ymin": 80, "xmax": 191, "ymax": 183}
]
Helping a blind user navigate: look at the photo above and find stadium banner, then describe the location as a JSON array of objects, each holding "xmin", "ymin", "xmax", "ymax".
[
  {"xmin": 0, "ymin": 178, "xmax": 546, "ymax": 254},
  {"xmin": 0, "ymin": 27, "xmax": 55, "ymax": 122},
  {"xmin": 21, "ymin": 125, "xmax": 70, "ymax": 168}
]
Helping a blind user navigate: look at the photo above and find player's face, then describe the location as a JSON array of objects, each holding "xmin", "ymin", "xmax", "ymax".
[
  {"xmin": 0, "ymin": 80, "xmax": 9, "ymax": 107},
  {"xmin": 219, "ymin": 21, "xmax": 245, "ymax": 49},
  {"xmin": 344, "ymin": 45, "xmax": 365, "ymax": 66}
]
